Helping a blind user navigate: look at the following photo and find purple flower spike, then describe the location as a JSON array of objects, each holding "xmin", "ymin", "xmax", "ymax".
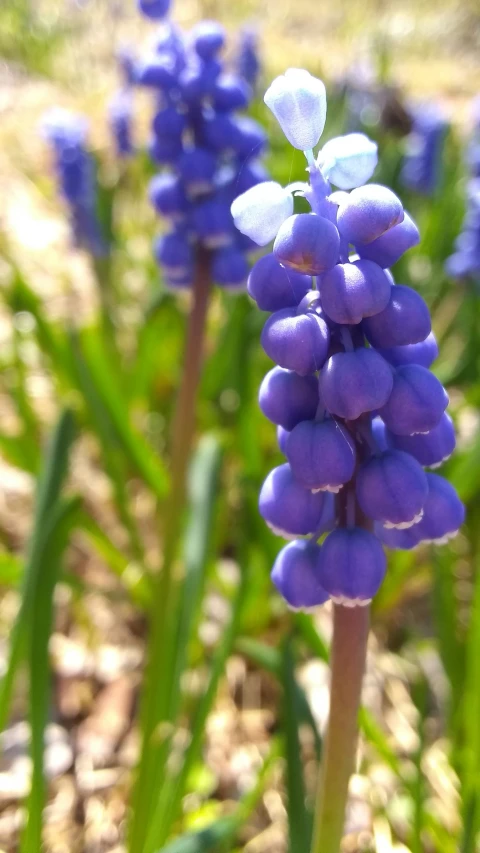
[
  {"xmin": 247, "ymin": 254, "xmax": 311, "ymax": 311},
  {"xmin": 259, "ymin": 367, "xmax": 319, "ymax": 430},
  {"xmin": 138, "ymin": 0, "xmax": 171, "ymax": 19},
  {"xmin": 320, "ymin": 349, "xmax": 393, "ymax": 420},
  {"xmin": 379, "ymin": 364, "xmax": 448, "ymax": 436},
  {"xmin": 320, "ymin": 259, "xmax": 391, "ymax": 325},
  {"xmin": 356, "ymin": 212, "xmax": 420, "ymax": 268},
  {"xmin": 271, "ymin": 540, "xmax": 329, "ymax": 610},
  {"xmin": 261, "ymin": 308, "xmax": 330, "ymax": 375},
  {"xmin": 363, "ymin": 285, "xmax": 431, "ymax": 348},
  {"xmin": 377, "ymin": 332, "xmax": 439, "ymax": 368},
  {"xmin": 286, "ymin": 418, "xmax": 356, "ymax": 492},
  {"xmin": 259, "ymin": 464, "xmax": 327, "ymax": 538},
  {"xmin": 356, "ymin": 449, "xmax": 428, "ymax": 528},
  {"xmin": 274, "ymin": 213, "xmax": 340, "ymax": 275},
  {"xmin": 212, "ymin": 246, "xmax": 249, "ymax": 289},
  {"xmin": 336, "ymin": 184, "xmax": 404, "ymax": 245},
  {"xmin": 318, "ymin": 527, "xmax": 387, "ymax": 606},
  {"xmin": 386, "ymin": 412, "xmax": 456, "ymax": 468}
]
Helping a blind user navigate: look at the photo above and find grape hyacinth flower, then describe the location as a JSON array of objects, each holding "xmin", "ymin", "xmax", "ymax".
[
  {"xmin": 235, "ymin": 27, "xmax": 261, "ymax": 90},
  {"xmin": 401, "ymin": 105, "xmax": 448, "ymax": 195},
  {"xmin": 446, "ymin": 107, "xmax": 480, "ymax": 286},
  {"xmin": 133, "ymin": 4, "xmax": 268, "ymax": 292},
  {"xmin": 42, "ymin": 109, "xmax": 107, "ymax": 256},
  {"xmin": 232, "ymin": 71, "xmax": 462, "ymax": 605},
  {"xmin": 232, "ymin": 69, "xmax": 463, "ymax": 853}
]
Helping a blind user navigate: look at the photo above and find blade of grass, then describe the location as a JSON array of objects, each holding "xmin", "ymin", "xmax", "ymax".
[
  {"xmin": 0, "ymin": 408, "xmax": 76, "ymax": 732},
  {"xmin": 21, "ymin": 494, "xmax": 80, "ymax": 853},
  {"xmin": 282, "ymin": 635, "xmax": 312, "ymax": 852},
  {"xmin": 143, "ymin": 536, "xmax": 249, "ymax": 853},
  {"xmin": 460, "ymin": 520, "xmax": 480, "ymax": 849},
  {"xmin": 73, "ymin": 328, "xmax": 169, "ymax": 499},
  {"xmin": 158, "ymin": 739, "xmax": 280, "ymax": 853},
  {"xmin": 169, "ymin": 435, "xmax": 223, "ymax": 721}
]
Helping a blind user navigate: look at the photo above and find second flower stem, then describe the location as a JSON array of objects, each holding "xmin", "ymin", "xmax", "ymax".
[
  {"xmin": 310, "ymin": 604, "xmax": 370, "ymax": 853},
  {"xmin": 130, "ymin": 248, "xmax": 211, "ymax": 853}
]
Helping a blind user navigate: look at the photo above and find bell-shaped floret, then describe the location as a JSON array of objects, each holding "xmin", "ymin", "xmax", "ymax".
[
  {"xmin": 247, "ymin": 253, "xmax": 311, "ymax": 311},
  {"xmin": 192, "ymin": 197, "xmax": 234, "ymax": 248},
  {"xmin": 149, "ymin": 174, "xmax": 188, "ymax": 219},
  {"xmin": 259, "ymin": 366, "xmax": 319, "ymax": 430},
  {"xmin": 336, "ymin": 184, "xmax": 404, "ymax": 245},
  {"xmin": 377, "ymin": 332, "xmax": 438, "ymax": 368},
  {"xmin": 318, "ymin": 527, "xmax": 386, "ymax": 605},
  {"xmin": 231, "ymin": 182, "xmax": 293, "ymax": 247},
  {"xmin": 138, "ymin": 0, "xmax": 171, "ymax": 19},
  {"xmin": 136, "ymin": 53, "xmax": 176, "ymax": 89},
  {"xmin": 154, "ymin": 231, "xmax": 193, "ymax": 276},
  {"xmin": 261, "ymin": 307, "xmax": 330, "ymax": 375},
  {"xmin": 320, "ymin": 349, "xmax": 393, "ymax": 420},
  {"xmin": 320, "ymin": 259, "xmax": 391, "ymax": 325},
  {"xmin": 356, "ymin": 449, "xmax": 428, "ymax": 529},
  {"xmin": 192, "ymin": 20, "xmax": 225, "ymax": 59},
  {"xmin": 277, "ymin": 425, "xmax": 290, "ymax": 455},
  {"xmin": 259, "ymin": 463, "xmax": 327, "ymax": 538},
  {"xmin": 378, "ymin": 473, "xmax": 464, "ymax": 548},
  {"xmin": 177, "ymin": 148, "xmax": 217, "ymax": 195},
  {"xmin": 264, "ymin": 69, "xmax": 327, "ymax": 151},
  {"xmin": 379, "ymin": 364, "xmax": 448, "ymax": 436},
  {"xmin": 271, "ymin": 540, "xmax": 329, "ymax": 610},
  {"xmin": 363, "ymin": 285, "xmax": 431, "ymax": 348},
  {"xmin": 319, "ymin": 133, "xmax": 378, "ymax": 189},
  {"xmin": 356, "ymin": 213, "xmax": 420, "ymax": 268},
  {"xmin": 386, "ymin": 412, "xmax": 456, "ymax": 468},
  {"xmin": 286, "ymin": 418, "xmax": 356, "ymax": 492},
  {"xmin": 212, "ymin": 74, "xmax": 251, "ymax": 111},
  {"xmin": 273, "ymin": 213, "xmax": 340, "ymax": 275}
]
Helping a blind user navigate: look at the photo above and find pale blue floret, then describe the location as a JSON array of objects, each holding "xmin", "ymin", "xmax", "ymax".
[
  {"xmin": 231, "ymin": 180, "xmax": 294, "ymax": 246},
  {"xmin": 264, "ymin": 68, "xmax": 327, "ymax": 151},
  {"xmin": 318, "ymin": 133, "xmax": 378, "ymax": 189}
]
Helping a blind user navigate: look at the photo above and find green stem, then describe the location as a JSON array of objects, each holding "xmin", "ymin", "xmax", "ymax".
[
  {"xmin": 129, "ymin": 248, "xmax": 211, "ymax": 852},
  {"xmin": 311, "ymin": 604, "xmax": 370, "ymax": 853}
]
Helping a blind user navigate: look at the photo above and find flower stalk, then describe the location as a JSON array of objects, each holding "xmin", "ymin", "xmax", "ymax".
[
  {"xmin": 130, "ymin": 248, "xmax": 211, "ymax": 852},
  {"xmin": 311, "ymin": 604, "xmax": 370, "ymax": 853}
]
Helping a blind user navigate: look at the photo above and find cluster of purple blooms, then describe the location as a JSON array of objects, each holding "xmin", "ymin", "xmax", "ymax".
[
  {"xmin": 108, "ymin": 0, "xmax": 265, "ymax": 290},
  {"xmin": 401, "ymin": 105, "xmax": 448, "ymax": 196},
  {"xmin": 42, "ymin": 110, "xmax": 107, "ymax": 257},
  {"xmin": 446, "ymin": 103, "xmax": 480, "ymax": 284},
  {"xmin": 232, "ymin": 70, "xmax": 464, "ymax": 610}
]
